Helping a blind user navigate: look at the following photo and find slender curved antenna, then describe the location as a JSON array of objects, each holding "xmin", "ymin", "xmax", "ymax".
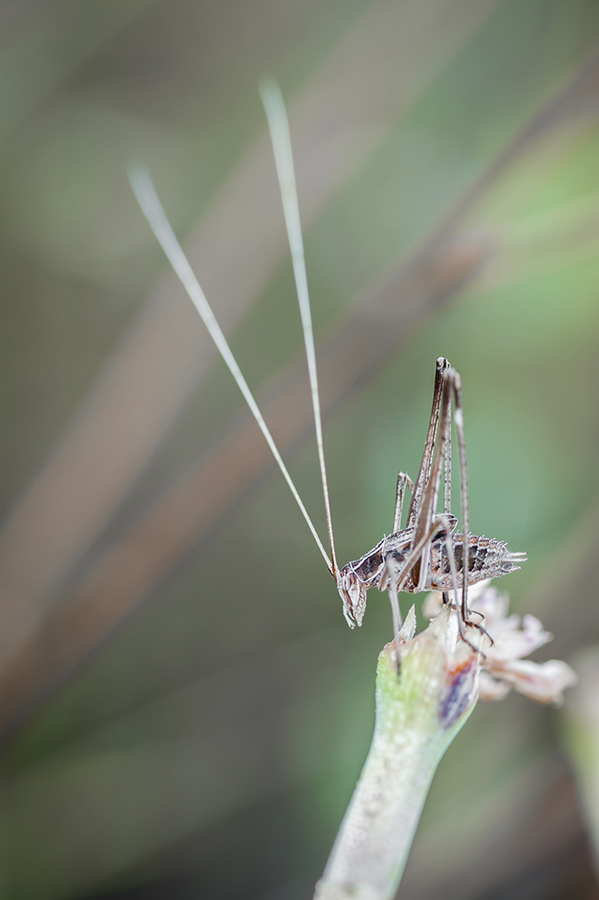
[
  {"xmin": 259, "ymin": 78, "xmax": 339, "ymax": 578},
  {"xmin": 128, "ymin": 163, "xmax": 333, "ymax": 575}
]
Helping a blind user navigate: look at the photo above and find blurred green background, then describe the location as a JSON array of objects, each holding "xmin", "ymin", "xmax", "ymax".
[{"xmin": 2, "ymin": 0, "xmax": 599, "ymax": 898}]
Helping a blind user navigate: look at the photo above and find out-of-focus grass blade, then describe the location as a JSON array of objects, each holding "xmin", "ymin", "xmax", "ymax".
[{"xmin": 0, "ymin": 0, "xmax": 156, "ymax": 148}]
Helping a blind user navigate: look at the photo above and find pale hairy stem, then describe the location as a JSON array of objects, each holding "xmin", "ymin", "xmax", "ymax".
[{"xmin": 314, "ymin": 608, "xmax": 479, "ymax": 900}]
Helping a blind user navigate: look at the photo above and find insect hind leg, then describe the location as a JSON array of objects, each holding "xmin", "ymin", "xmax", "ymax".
[
  {"xmin": 466, "ymin": 608, "xmax": 494, "ymax": 648},
  {"xmin": 438, "ymin": 513, "xmax": 482, "ymax": 654},
  {"xmin": 438, "ymin": 365, "xmax": 473, "ymax": 634}
]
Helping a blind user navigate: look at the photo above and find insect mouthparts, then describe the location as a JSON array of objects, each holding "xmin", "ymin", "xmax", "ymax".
[{"xmin": 337, "ymin": 567, "xmax": 368, "ymax": 629}]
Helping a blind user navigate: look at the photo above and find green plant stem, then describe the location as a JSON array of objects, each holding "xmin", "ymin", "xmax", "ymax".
[{"xmin": 314, "ymin": 610, "xmax": 478, "ymax": 900}]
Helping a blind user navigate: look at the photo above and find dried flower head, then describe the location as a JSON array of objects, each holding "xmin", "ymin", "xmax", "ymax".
[{"xmin": 423, "ymin": 581, "xmax": 577, "ymax": 705}]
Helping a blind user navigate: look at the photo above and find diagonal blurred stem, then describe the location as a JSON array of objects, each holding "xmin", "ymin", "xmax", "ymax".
[
  {"xmin": 0, "ymin": 0, "xmax": 158, "ymax": 150},
  {"xmin": 3, "ymin": 40, "xmax": 599, "ymax": 736}
]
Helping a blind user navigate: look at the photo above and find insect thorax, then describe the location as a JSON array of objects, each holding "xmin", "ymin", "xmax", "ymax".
[{"xmin": 337, "ymin": 529, "xmax": 523, "ymax": 627}]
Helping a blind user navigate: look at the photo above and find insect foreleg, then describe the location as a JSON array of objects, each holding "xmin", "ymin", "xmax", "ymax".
[
  {"xmin": 383, "ymin": 515, "xmax": 453, "ymax": 675},
  {"xmin": 392, "ymin": 473, "xmax": 414, "ymax": 534},
  {"xmin": 387, "ymin": 583, "xmax": 403, "ymax": 673}
]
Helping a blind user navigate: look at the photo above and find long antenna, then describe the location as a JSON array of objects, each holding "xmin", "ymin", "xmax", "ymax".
[
  {"xmin": 128, "ymin": 163, "xmax": 333, "ymax": 575},
  {"xmin": 259, "ymin": 79, "xmax": 339, "ymax": 578}
]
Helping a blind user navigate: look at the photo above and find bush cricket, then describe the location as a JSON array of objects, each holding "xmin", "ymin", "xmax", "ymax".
[{"xmin": 129, "ymin": 81, "xmax": 525, "ymax": 654}]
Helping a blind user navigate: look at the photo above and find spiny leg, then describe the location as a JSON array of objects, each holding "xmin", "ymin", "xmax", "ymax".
[
  {"xmin": 421, "ymin": 365, "xmax": 471, "ymax": 635},
  {"xmin": 383, "ymin": 515, "xmax": 450, "ymax": 674},
  {"xmin": 438, "ymin": 515, "xmax": 480, "ymax": 653},
  {"xmin": 443, "ymin": 388, "xmax": 452, "ymax": 516},
  {"xmin": 410, "ymin": 365, "xmax": 453, "ymax": 591},
  {"xmin": 447, "ymin": 369, "xmax": 470, "ymax": 627},
  {"xmin": 387, "ymin": 582, "xmax": 403, "ymax": 672},
  {"xmin": 392, "ymin": 472, "xmax": 414, "ymax": 534},
  {"xmin": 406, "ymin": 358, "xmax": 450, "ymax": 530},
  {"xmin": 398, "ymin": 363, "xmax": 472, "ymax": 640},
  {"xmin": 467, "ymin": 608, "xmax": 494, "ymax": 646},
  {"xmin": 439, "ymin": 519, "xmax": 492, "ymax": 650}
]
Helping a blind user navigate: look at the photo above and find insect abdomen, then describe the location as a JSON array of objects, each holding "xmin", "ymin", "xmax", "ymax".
[{"xmin": 428, "ymin": 533, "xmax": 525, "ymax": 590}]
